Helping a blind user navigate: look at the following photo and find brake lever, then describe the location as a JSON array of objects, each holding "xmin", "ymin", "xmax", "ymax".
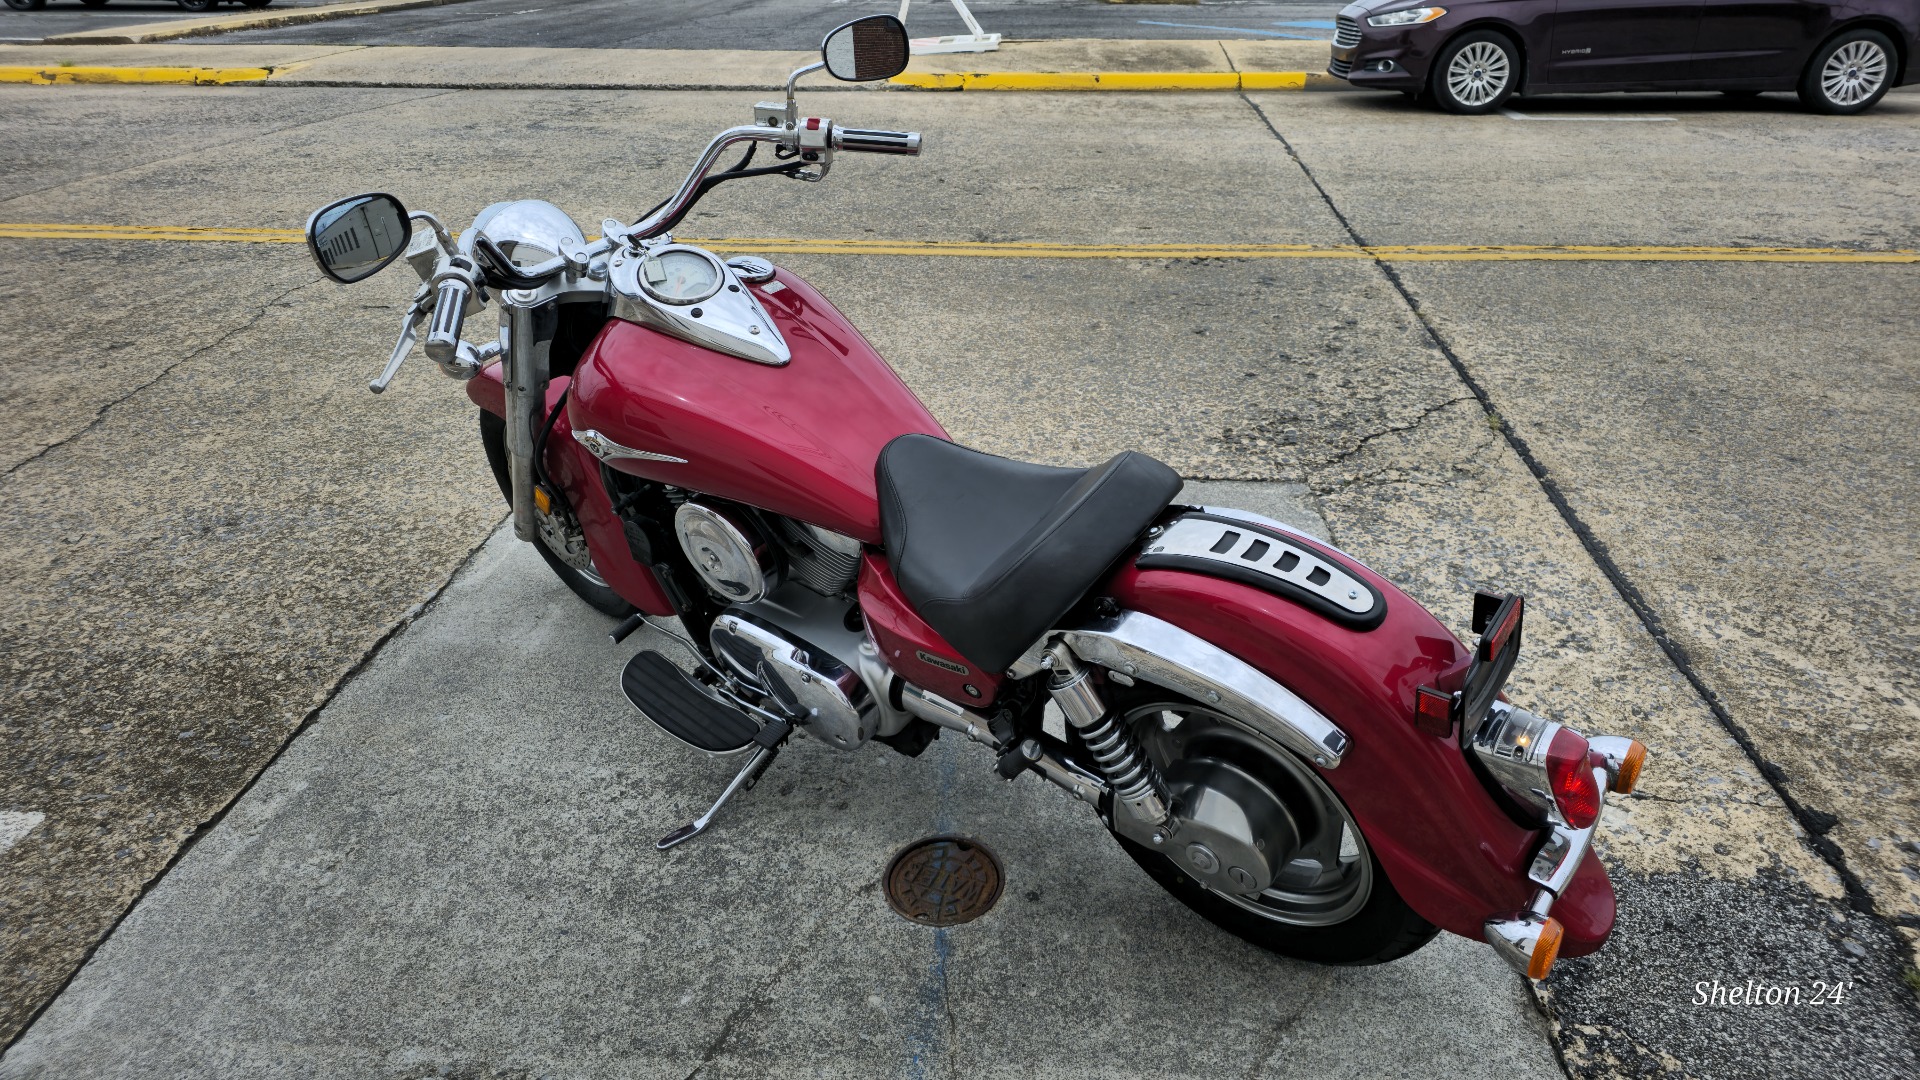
[{"xmin": 370, "ymin": 300, "xmax": 429, "ymax": 394}]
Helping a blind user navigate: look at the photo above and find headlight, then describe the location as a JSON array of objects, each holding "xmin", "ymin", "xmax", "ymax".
[{"xmin": 1367, "ymin": 6, "xmax": 1447, "ymax": 26}]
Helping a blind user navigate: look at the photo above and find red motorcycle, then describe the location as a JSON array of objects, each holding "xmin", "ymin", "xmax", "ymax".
[{"xmin": 304, "ymin": 14, "xmax": 1645, "ymax": 978}]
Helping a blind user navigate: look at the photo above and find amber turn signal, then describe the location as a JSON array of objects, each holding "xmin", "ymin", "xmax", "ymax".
[
  {"xmin": 533, "ymin": 485, "xmax": 553, "ymax": 515},
  {"xmin": 1529, "ymin": 917, "xmax": 1565, "ymax": 980},
  {"xmin": 1612, "ymin": 740, "xmax": 1647, "ymax": 794}
]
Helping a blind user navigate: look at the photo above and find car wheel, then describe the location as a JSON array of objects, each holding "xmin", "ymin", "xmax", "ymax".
[
  {"xmin": 1798, "ymin": 29, "xmax": 1895, "ymax": 115},
  {"xmin": 177, "ymin": 0, "xmax": 221, "ymax": 12},
  {"xmin": 4, "ymin": 0, "xmax": 48, "ymax": 12},
  {"xmin": 1430, "ymin": 31, "xmax": 1519, "ymax": 115},
  {"xmin": 241, "ymin": 0, "xmax": 272, "ymax": 7}
]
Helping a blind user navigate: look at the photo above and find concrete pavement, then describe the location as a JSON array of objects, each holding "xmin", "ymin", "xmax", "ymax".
[
  {"xmin": 0, "ymin": 522, "xmax": 1571, "ymax": 1080},
  {"xmin": 0, "ymin": 79, "xmax": 1917, "ymax": 1075}
]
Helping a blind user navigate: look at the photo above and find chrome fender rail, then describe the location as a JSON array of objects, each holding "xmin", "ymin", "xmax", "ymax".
[{"xmin": 1058, "ymin": 611, "xmax": 1350, "ymax": 769}]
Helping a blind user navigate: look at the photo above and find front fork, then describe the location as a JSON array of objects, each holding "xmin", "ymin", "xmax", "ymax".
[{"xmin": 500, "ymin": 299, "xmax": 558, "ymax": 543}]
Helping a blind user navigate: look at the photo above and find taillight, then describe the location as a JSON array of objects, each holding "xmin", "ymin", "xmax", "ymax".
[{"xmin": 1545, "ymin": 728, "xmax": 1600, "ymax": 830}]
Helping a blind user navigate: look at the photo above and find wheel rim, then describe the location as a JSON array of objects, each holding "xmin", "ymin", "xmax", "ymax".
[
  {"xmin": 1821, "ymin": 40, "xmax": 1888, "ymax": 106},
  {"xmin": 1127, "ymin": 702, "xmax": 1373, "ymax": 926},
  {"xmin": 1446, "ymin": 41, "xmax": 1510, "ymax": 107}
]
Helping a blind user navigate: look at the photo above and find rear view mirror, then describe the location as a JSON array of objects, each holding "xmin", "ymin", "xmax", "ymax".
[
  {"xmin": 821, "ymin": 14, "xmax": 910, "ymax": 82},
  {"xmin": 306, "ymin": 192, "xmax": 411, "ymax": 284}
]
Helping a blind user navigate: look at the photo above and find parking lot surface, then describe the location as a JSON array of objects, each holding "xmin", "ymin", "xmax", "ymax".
[
  {"xmin": 0, "ymin": 0, "xmax": 338, "ymax": 44},
  {"xmin": 1, "ymin": 66, "xmax": 1918, "ymax": 1078}
]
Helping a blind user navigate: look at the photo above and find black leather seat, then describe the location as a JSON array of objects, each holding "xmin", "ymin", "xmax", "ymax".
[{"xmin": 876, "ymin": 434, "xmax": 1182, "ymax": 674}]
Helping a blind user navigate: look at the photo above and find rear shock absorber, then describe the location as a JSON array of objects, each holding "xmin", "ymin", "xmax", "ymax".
[{"xmin": 1044, "ymin": 643, "xmax": 1171, "ymax": 827}]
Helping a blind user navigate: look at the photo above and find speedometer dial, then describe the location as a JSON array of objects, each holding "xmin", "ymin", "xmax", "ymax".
[{"xmin": 639, "ymin": 248, "xmax": 724, "ymax": 305}]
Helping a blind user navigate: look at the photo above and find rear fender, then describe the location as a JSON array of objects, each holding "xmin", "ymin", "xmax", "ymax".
[{"xmin": 1100, "ymin": 523, "xmax": 1614, "ymax": 954}]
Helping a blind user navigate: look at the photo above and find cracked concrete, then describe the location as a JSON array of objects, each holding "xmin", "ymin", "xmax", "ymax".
[{"xmin": 2, "ymin": 79, "xmax": 1917, "ymax": 1075}]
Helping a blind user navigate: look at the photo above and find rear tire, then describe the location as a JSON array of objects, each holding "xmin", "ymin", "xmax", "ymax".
[
  {"xmin": 1429, "ymin": 31, "xmax": 1519, "ymax": 114},
  {"xmin": 1104, "ymin": 686, "xmax": 1440, "ymax": 966},
  {"xmin": 1798, "ymin": 29, "xmax": 1895, "ymax": 114},
  {"xmin": 478, "ymin": 410, "xmax": 636, "ymax": 619}
]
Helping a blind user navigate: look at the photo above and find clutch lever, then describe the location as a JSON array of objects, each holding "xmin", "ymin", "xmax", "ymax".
[{"xmin": 370, "ymin": 297, "xmax": 429, "ymax": 394}]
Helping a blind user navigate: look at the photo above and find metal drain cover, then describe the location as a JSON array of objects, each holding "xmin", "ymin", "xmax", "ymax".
[{"xmin": 883, "ymin": 836, "xmax": 1004, "ymax": 926}]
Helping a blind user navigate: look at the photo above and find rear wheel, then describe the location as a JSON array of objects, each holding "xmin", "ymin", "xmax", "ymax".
[
  {"xmin": 478, "ymin": 410, "xmax": 636, "ymax": 619},
  {"xmin": 1430, "ymin": 31, "xmax": 1519, "ymax": 115},
  {"xmin": 1798, "ymin": 29, "xmax": 1895, "ymax": 114},
  {"xmin": 1105, "ymin": 687, "xmax": 1439, "ymax": 965}
]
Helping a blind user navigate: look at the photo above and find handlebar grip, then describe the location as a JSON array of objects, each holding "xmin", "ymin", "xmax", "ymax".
[
  {"xmin": 423, "ymin": 278, "xmax": 470, "ymax": 364},
  {"xmin": 831, "ymin": 128, "xmax": 922, "ymax": 156}
]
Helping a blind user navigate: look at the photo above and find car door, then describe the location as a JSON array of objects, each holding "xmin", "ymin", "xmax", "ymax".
[
  {"xmin": 1692, "ymin": 0, "xmax": 1833, "ymax": 80},
  {"xmin": 1547, "ymin": 0, "xmax": 1704, "ymax": 83}
]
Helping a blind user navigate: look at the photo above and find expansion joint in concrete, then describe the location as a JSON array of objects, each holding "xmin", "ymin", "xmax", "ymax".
[
  {"xmin": 0, "ymin": 513, "xmax": 505, "ymax": 1056},
  {"xmin": 1234, "ymin": 91, "xmax": 1901, "ymax": 944}
]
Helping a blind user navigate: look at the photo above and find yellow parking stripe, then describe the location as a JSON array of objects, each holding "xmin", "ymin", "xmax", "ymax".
[
  {"xmin": 0, "ymin": 65, "xmax": 271, "ymax": 86},
  {"xmin": 890, "ymin": 71, "xmax": 1317, "ymax": 91},
  {"xmin": 0, "ymin": 224, "xmax": 1913, "ymax": 263}
]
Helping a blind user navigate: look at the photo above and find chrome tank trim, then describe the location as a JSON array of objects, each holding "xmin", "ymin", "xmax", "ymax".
[
  {"xmin": 1058, "ymin": 611, "xmax": 1350, "ymax": 769},
  {"xmin": 573, "ymin": 428, "xmax": 688, "ymax": 465},
  {"xmin": 609, "ymin": 242, "xmax": 790, "ymax": 366}
]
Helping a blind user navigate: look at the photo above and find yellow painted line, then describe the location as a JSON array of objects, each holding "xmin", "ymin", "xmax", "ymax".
[
  {"xmin": 0, "ymin": 65, "xmax": 271, "ymax": 86},
  {"xmin": 891, "ymin": 70, "xmax": 1304, "ymax": 91},
  {"xmin": 0, "ymin": 225, "xmax": 1914, "ymax": 263}
]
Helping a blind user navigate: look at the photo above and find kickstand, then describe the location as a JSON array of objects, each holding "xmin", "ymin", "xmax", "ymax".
[{"xmin": 657, "ymin": 719, "xmax": 791, "ymax": 850}]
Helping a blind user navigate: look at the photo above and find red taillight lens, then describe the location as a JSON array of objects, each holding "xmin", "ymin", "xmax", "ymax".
[{"xmin": 1545, "ymin": 728, "xmax": 1600, "ymax": 830}]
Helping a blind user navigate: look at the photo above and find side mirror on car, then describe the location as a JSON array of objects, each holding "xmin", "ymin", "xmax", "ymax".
[
  {"xmin": 821, "ymin": 14, "xmax": 911, "ymax": 83},
  {"xmin": 305, "ymin": 192, "xmax": 411, "ymax": 284}
]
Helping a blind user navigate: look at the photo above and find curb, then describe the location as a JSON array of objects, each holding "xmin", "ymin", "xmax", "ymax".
[
  {"xmin": 44, "ymin": 0, "xmax": 473, "ymax": 46},
  {"xmin": 891, "ymin": 70, "xmax": 1348, "ymax": 91},
  {"xmin": 0, "ymin": 65, "xmax": 271, "ymax": 85}
]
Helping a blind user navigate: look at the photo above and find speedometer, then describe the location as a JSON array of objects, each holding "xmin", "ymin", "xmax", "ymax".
[{"xmin": 638, "ymin": 247, "xmax": 724, "ymax": 305}]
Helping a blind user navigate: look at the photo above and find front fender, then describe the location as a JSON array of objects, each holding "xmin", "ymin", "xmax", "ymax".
[{"xmin": 1102, "ymin": 543, "xmax": 1614, "ymax": 955}]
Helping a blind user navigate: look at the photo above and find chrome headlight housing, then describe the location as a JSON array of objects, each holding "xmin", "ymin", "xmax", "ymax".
[{"xmin": 1368, "ymin": 6, "xmax": 1447, "ymax": 26}]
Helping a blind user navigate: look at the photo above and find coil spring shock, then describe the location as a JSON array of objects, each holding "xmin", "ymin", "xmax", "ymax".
[{"xmin": 1045, "ymin": 644, "xmax": 1170, "ymax": 826}]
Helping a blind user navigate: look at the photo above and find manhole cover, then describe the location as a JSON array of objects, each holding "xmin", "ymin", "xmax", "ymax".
[{"xmin": 883, "ymin": 836, "xmax": 1004, "ymax": 927}]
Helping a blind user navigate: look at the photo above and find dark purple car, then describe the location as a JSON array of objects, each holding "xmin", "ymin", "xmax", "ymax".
[{"xmin": 1331, "ymin": 0, "xmax": 1918, "ymax": 113}]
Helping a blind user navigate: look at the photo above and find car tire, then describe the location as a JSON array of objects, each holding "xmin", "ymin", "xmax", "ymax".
[
  {"xmin": 241, "ymin": 0, "xmax": 272, "ymax": 7},
  {"xmin": 1430, "ymin": 30, "xmax": 1520, "ymax": 114},
  {"xmin": 4, "ymin": 0, "xmax": 48, "ymax": 12},
  {"xmin": 177, "ymin": 0, "xmax": 220, "ymax": 12},
  {"xmin": 1798, "ymin": 29, "xmax": 1896, "ymax": 115}
]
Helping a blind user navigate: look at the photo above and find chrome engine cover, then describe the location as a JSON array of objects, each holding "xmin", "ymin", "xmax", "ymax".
[
  {"xmin": 710, "ymin": 608, "xmax": 878, "ymax": 750},
  {"xmin": 675, "ymin": 502, "xmax": 779, "ymax": 604}
]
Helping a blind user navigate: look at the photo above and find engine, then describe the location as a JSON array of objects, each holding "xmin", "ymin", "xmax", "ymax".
[
  {"xmin": 673, "ymin": 500, "xmax": 895, "ymax": 750},
  {"xmin": 672, "ymin": 500, "xmax": 862, "ymax": 604}
]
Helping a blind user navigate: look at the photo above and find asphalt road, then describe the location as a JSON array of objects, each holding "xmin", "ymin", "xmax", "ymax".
[
  {"xmin": 0, "ymin": 79, "xmax": 1917, "ymax": 1077},
  {"xmin": 204, "ymin": 0, "xmax": 1345, "ymax": 49},
  {"xmin": 0, "ymin": 0, "xmax": 337, "ymax": 44}
]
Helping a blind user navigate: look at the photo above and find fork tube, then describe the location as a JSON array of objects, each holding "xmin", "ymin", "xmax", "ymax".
[{"xmin": 501, "ymin": 300, "xmax": 557, "ymax": 542}]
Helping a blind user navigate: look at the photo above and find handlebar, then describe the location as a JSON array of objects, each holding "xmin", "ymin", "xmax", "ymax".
[
  {"xmin": 423, "ymin": 277, "xmax": 471, "ymax": 365},
  {"xmin": 831, "ymin": 127, "xmax": 921, "ymax": 156}
]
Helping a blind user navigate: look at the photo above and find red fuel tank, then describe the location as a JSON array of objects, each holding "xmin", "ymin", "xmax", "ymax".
[{"xmin": 567, "ymin": 269, "xmax": 947, "ymax": 543}]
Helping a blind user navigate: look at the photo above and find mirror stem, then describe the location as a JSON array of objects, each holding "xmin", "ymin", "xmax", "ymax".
[
  {"xmin": 783, "ymin": 61, "xmax": 825, "ymax": 129},
  {"xmin": 410, "ymin": 211, "xmax": 455, "ymax": 254}
]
